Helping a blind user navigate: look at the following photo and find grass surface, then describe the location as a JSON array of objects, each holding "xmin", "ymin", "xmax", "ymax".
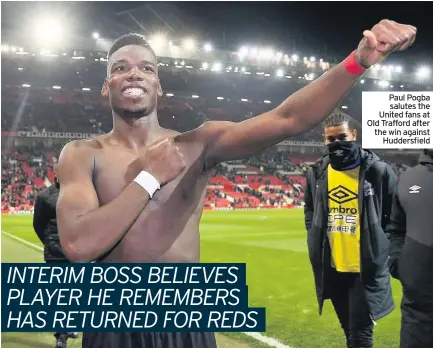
[{"xmin": 1, "ymin": 211, "xmax": 403, "ymax": 347}]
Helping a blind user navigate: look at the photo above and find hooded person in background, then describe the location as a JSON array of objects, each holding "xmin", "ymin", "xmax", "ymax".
[
  {"xmin": 388, "ymin": 149, "xmax": 433, "ymax": 348},
  {"xmin": 304, "ymin": 114, "xmax": 397, "ymax": 348},
  {"xmin": 33, "ymin": 164, "xmax": 79, "ymax": 348}
]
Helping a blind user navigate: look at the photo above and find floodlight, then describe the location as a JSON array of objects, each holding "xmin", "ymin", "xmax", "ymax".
[
  {"xmin": 183, "ymin": 38, "xmax": 195, "ymax": 51},
  {"xmin": 204, "ymin": 43, "xmax": 212, "ymax": 52},
  {"xmin": 417, "ymin": 66, "xmax": 431, "ymax": 78},
  {"xmin": 33, "ymin": 18, "xmax": 63, "ymax": 46}
]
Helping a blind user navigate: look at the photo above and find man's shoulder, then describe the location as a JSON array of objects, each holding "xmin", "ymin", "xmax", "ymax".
[
  {"xmin": 175, "ymin": 121, "xmax": 233, "ymax": 144},
  {"xmin": 399, "ymin": 164, "xmax": 424, "ymax": 181},
  {"xmin": 60, "ymin": 136, "xmax": 104, "ymax": 160},
  {"xmin": 305, "ymin": 157, "xmax": 327, "ymax": 184},
  {"xmin": 37, "ymin": 186, "xmax": 49, "ymax": 197},
  {"xmin": 65, "ymin": 136, "xmax": 105, "ymax": 151},
  {"xmin": 37, "ymin": 185, "xmax": 52, "ymax": 200},
  {"xmin": 368, "ymin": 158, "xmax": 394, "ymax": 175},
  {"xmin": 360, "ymin": 149, "xmax": 387, "ymax": 170},
  {"xmin": 200, "ymin": 120, "xmax": 235, "ymax": 135},
  {"xmin": 309, "ymin": 156, "xmax": 329, "ymax": 172},
  {"xmin": 57, "ymin": 137, "xmax": 104, "ymax": 177},
  {"xmin": 160, "ymin": 128, "xmax": 181, "ymax": 138}
]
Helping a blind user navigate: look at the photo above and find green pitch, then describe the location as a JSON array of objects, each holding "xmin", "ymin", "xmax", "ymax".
[{"xmin": 1, "ymin": 211, "xmax": 403, "ymax": 348}]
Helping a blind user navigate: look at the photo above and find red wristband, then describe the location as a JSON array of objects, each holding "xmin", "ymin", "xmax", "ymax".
[{"xmin": 344, "ymin": 50, "xmax": 367, "ymax": 75}]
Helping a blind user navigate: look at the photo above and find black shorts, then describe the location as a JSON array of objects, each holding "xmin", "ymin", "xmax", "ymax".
[{"xmin": 82, "ymin": 332, "xmax": 217, "ymax": 348}]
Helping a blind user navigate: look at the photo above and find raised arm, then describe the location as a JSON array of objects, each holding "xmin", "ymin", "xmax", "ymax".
[
  {"xmin": 56, "ymin": 138, "xmax": 185, "ymax": 263},
  {"xmin": 201, "ymin": 20, "xmax": 416, "ymax": 167}
]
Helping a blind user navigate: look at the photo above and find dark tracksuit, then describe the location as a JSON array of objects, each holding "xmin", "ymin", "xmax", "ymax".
[
  {"xmin": 33, "ymin": 182, "xmax": 76, "ymax": 344},
  {"xmin": 33, "ymin": 182, "xmax": 67, "ymax": 262},
  {"xmin": 388, "ymin": 150, "xmax": 433, "ymax": 348},
  {"xmin": 304, "ymin": 149, "xmax": 397, "ymax": 347}
]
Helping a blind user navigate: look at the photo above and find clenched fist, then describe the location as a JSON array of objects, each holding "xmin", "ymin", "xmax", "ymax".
[
  {"xmin": 142, "ymin": 138, "xmax": 186, "ymax": 185},
  {"xmin": 356, "ymin": 19, "xmax": 417, "ymax": 68}
]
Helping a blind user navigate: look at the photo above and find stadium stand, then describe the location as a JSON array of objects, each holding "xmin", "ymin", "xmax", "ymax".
[{"xmin": 2, "ymin": 140, "xmax": 417, "ymax": 214}]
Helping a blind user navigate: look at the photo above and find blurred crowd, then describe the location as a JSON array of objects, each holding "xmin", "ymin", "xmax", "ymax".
[
  {"xmin": 1, "ymin": 147, "xmax": 60, "ymax": 212},
  {"xmin": 1, "ymin": 143, "xmax": 414, "ymax": 213}
]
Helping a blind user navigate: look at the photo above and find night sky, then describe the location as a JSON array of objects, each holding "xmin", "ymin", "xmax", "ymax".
[
  {"xmin": 2, "ymin": 1, "xmax": 432, "ymax": 64},
  {"xmin": 106, "ymin": 2, "xmax": 432, "ymax": 61}
]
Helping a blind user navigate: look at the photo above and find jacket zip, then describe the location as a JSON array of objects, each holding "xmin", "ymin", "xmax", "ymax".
[
  {"xmin": 358, "ymin": 165, "xmax": 376, "ymax": 325},
  {"xmin": 320, "ymin": 167, "xmax": 327, "ymax": 314},
  {"xmin": 321, "ymin": 233, "xmax": 326, "ymax": 313}
]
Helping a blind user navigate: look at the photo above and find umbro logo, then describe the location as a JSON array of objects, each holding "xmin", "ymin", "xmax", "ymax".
[
  {"xmin": 328, "ymin": 185, "xmax": 358, "ymax": 204},
  {"xmin": 334, "ymin": 150, "xmax": 344, "ymax": 156},
  {"xmin": 409, "ymin": 185, "xmax": 421, "ymax": 194}
]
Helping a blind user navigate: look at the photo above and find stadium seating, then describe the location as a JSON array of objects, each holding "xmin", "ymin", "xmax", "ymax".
[{"xmin": 1, "ymin": 146, "xmax": 310, "ymax": 213}]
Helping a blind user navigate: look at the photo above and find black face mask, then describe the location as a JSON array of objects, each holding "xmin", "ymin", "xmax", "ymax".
[{"xmin": 327, "ymin": 141, "xmax": 360, "ymax": 170}]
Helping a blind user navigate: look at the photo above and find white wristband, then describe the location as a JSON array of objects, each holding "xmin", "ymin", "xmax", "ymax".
[{"xmin": 133, "ymin": 171, "xmax": 161, "ymax": 198}]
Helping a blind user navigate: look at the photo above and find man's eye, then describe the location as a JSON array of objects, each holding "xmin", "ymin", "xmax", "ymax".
[
  {"xmin": 143, "ymin": 66, "xmax": 154, "ymax": 72},
  {"xmin": 115, "ymin": 65, "xmax": 127, "ymax": 71}
]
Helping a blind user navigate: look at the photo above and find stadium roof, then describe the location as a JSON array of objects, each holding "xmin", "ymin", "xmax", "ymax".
[{"xmin": 1, "ymin": 2, "xmax": 432, "ymax": 87}]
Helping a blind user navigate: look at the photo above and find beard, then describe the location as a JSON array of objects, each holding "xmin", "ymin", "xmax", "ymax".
[
  {"xmin": 109, "ymin": 91, "xmax": 157, "ymax": 119},
  {"xmin": 112, "ymin": 104, "xmax": 148, "ymax": 119},
  {"xmin": 123, "ymin": 108, "xmax": 148, "ymax": 119}
]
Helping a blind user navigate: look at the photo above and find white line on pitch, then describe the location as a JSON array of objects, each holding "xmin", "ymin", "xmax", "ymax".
[
  {"xmin": 244, "ymin": 332, "xmax": 293, "ymax": 348},
  {"xmin": 1, "ymin": 230, "xmax": 294, "ymax": 347},
  {"xmin": 2, "ymin": 230, "xmax": 43, "ymax": 251}
]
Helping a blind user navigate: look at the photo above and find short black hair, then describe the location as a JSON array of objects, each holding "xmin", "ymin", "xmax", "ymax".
[
  {"xmin": 323, "ymin": 113, "xmax": 354, "ymax": 130},
  {"xmin": 107, "ymin": 33, "xmax": 156, "ymax": 60}
]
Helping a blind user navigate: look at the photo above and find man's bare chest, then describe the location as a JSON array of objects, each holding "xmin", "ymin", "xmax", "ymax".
[
  {"xmin": 89, "ymin": 141, "xmax": 210, "ymax": 262},
  {"xmin": 92, "ymin": 142, "xmax": 209, "ymax": 209}
]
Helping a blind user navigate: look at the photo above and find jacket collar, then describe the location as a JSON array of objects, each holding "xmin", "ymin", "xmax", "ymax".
[{"xmin": 312, "ymin": 148, "xmax": 380, "ymax": 179}]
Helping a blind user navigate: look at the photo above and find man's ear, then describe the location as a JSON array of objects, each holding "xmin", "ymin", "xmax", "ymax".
[
  {"xmin": 157, "ymin": 79, "xmax": 163, "ymax": 98},
  {"xmin": 352, "ymin": 129, "xmax": 358, "ymax": 141},
  {"xmin": 101, "ymin": 78, "xmax": 109, "ymax": 97}
]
